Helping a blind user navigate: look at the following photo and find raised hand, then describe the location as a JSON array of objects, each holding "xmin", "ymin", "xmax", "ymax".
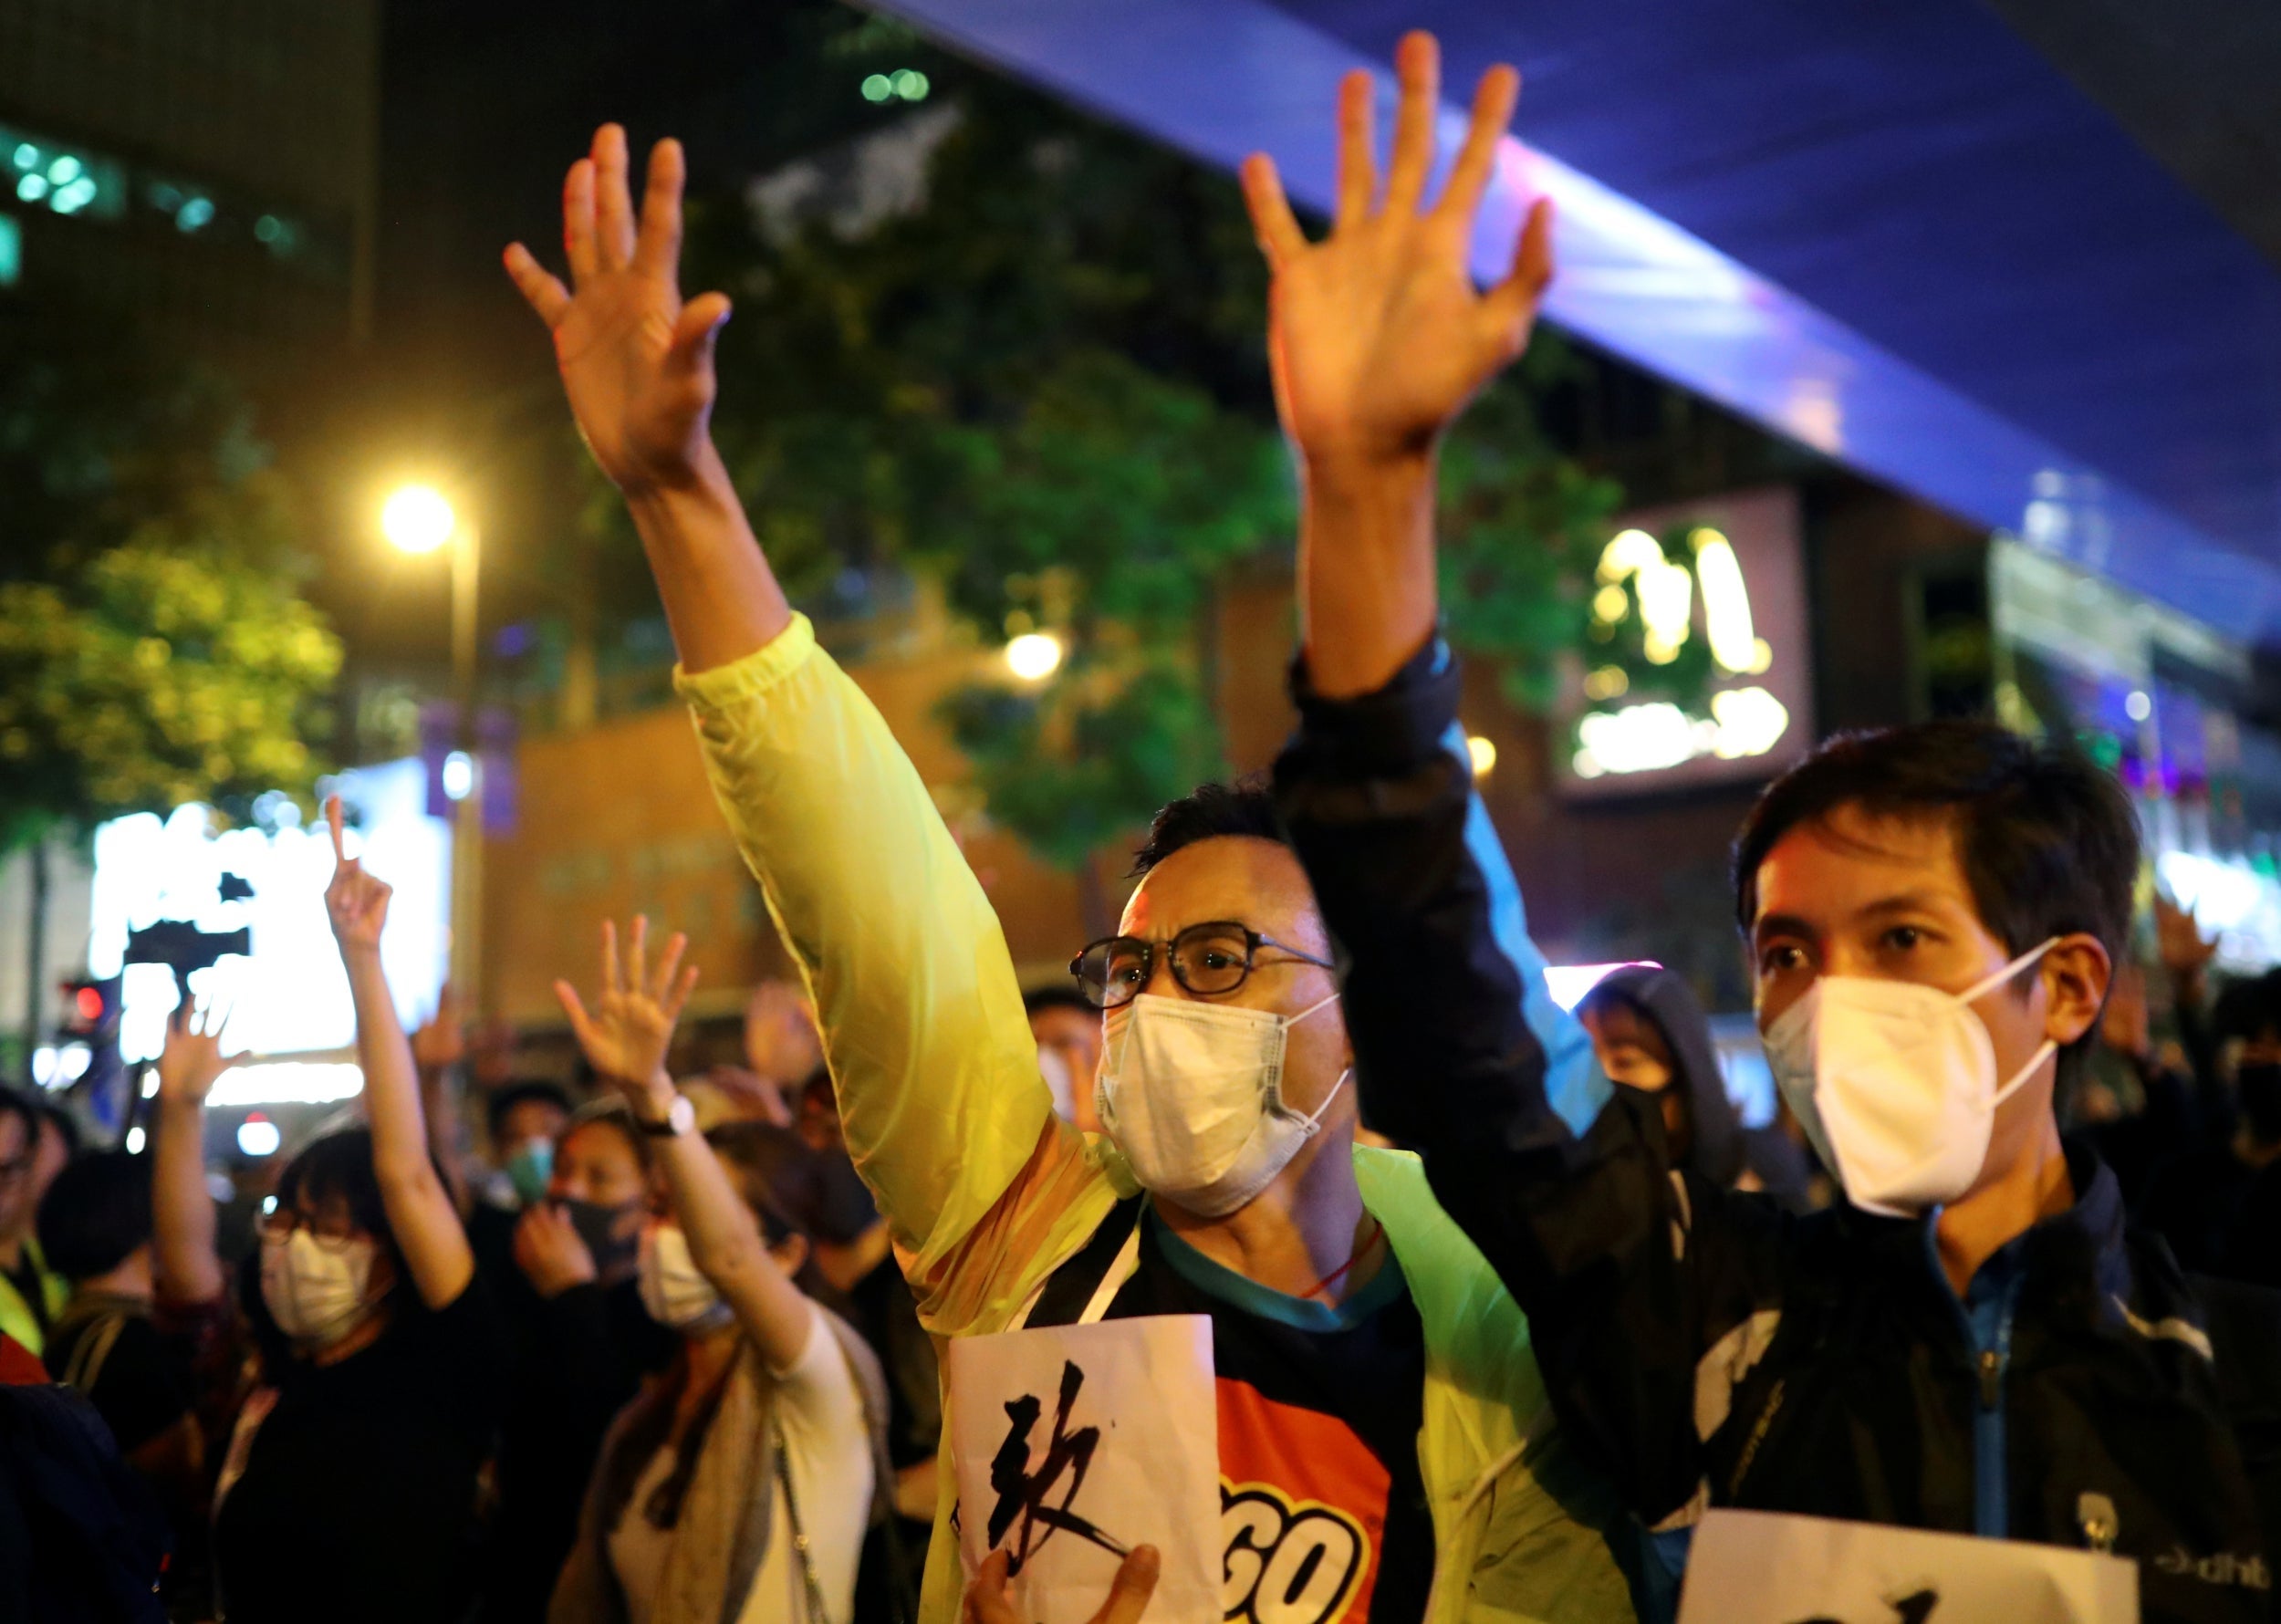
[
  {"xmin": 1239, "ymin": 31, "xmax": 1552, "ymax": 472},
  {"xmin": 554, "ymin": 916, "xmax": 701, "ymax": 1095},
  {"xmin": 323, "ymin": 796, "xmax": 391, "ymax": 955},
  {"xmin": 156, "ymin": 994, "xmax": 247, "ymax": 1111},
  {"xmin": 2153, "ymin": 892, "xmax": 2219, "ymax": 987},
  {"xmin": 504, "ymin": 125, "xmax": 731, "ymax": 497},
  {"xmin": 411, "ymin": 982, "xmax": 467, "ymax": 1074},
  {"xmin": 513, "ymin": 1202, "xmax": 599, "ymax": 1298}
]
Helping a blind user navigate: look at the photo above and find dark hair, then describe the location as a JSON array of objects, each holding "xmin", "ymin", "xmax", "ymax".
[
  {"xmin": 702, "ymin": 1121, "xmax": 815, "ymax": 1252},
  {"xmin": 1734, "ymin": 722, "xmax": 2138, "ymax": 1088},
  {"xmin": 486, "ymin": 1079, "xmax": 573, "ymax": 1143},
  {"xmin": 0, "ymin": 1088, "xmax": 38, "ymax": 1154},
  {"xmin": 1130, "ymin": 779, "xmax": 1286, "ymax": 878},
  {"xmin": 559, "ymin": 1099, "xmax": 652, "ymax": 1172},
  {"xmin": 37, "ymin": 1150, "xmax": 151, "ymax": 1281},
  {"xmin": 1023, "ymin": 985, "xmax": 1095, "ymax": 1020},
  {"xmin": 1733, "ymin": 722, "xmax": 2139, "ymax": 964},
  {"xmin": 275, "ymin": 1127, "xmax": 407, "ymax": 1269}
]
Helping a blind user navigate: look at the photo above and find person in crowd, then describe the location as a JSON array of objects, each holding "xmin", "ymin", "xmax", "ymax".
[
  {"xmin": 491, "ymin": 1081, "xmax": 578, "ymax": 1209},
  {"xmin": 1025, "ymin": 985, "xmax": 1104, "ymax": 1132},
  {"xmin": 0, "ymin": 1088, "xmax": 68, "ymax": 1357},
  {"xmin": 505, "ymin": 40, "xmax": 1638, "ymax": 1622},
  {"xmin": 1576, "ymin": 969, "xmax": 1813, "ymax": 1209},
  {"xmin": 2138, "ymin": 965, "xmax": 2281, "ymax": 1280},
  {"xmin": 210, "ymin": 797, "xmax": 508, "ymax": 1624},
  {"xmin": 486, "ymin": 1097, "xmax": 677, "ymax": 1624},
  {"xmin": 468, "ymin": 1077, "xmax": 578, "ymax": 1277},
  {"xmin": 42, "ymin": 997, "xmax": 240, "ymax": 1618},
  {"xmin": 0, "ymin": 1357, "xmax": 171, "ymax": 1623},
  {"xmin": 549, "ymin": 919, "xmax": 885, "ymax": 1624},
  {"xmin": 1246, "ymin": 37, "xmax": 2281, "ymax": 1616},
  {"xmin": 780, "ymin": 1068, "xmax": 934, "ymax": 1621},
  {"xmin": 30, "ymin": 1099, "xmax": 78, "ymax": 1207}
]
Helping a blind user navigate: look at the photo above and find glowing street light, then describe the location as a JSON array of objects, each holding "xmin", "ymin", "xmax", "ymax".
[
  {"xmin": 1466, "ymin": 735, "xmax": 1498, "ymax": 778},
  {"xmin": 378, "ymin": 481, "xmax": 484, "ymax": 1001},
  {"xmin": 381, "ymin": 484, "xmax": 456, "ymax": 555},
  {"xmin": 1005, "ymin": 631, "xmax": 1065, "ymax": 682}
]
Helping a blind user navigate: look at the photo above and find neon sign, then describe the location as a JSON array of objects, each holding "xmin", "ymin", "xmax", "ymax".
[{"xmin": 1563, "ymin": 492, "xmax": 1811, "ymax": 794}]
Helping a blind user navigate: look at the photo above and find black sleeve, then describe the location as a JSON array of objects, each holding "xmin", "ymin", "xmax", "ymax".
[
  {"xmin": 410, "ymin": 1271, "xmax": 511, "ymax": 1447},
  {"xmin": 1271, "ymin": 640, "xmax": 1792, "ymax": 1525}
]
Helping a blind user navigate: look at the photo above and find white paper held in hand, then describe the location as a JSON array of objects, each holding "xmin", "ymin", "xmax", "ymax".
[
  {"xmin": 1677, "ymin": 1508, "xmax": 2138, "ymax": 1623},
  {"xmin": 948, "ymin": 1314, "xmax": 1219, "ymax": 1623}
]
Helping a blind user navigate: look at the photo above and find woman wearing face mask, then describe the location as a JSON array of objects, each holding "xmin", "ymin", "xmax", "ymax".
[
  {"xmin": 486, "ymin": 1103, "xmax": 678, "ymax": 1624},
  {"xmin": 550, "ymin": 918, "xmax": 889, "ymax": 1624},
  {"xmin": 211, "ymin": 799, "xmax": 509, "ymax": 1624}
]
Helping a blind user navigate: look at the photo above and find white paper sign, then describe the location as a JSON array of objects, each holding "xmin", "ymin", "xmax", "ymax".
[
  {"xmin": 948, "ymin": 1315, "xmax": 1219, "ymax": 1624},
  {"xmin": 1678, "ymin": 1509, "xmax": 2139, "ymax": 1624}
]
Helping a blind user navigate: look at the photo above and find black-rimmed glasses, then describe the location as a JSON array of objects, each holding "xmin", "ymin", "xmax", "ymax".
[{"xmin": 1069, "ymin": 921, "xmax": 1333, "ymax": 1010}]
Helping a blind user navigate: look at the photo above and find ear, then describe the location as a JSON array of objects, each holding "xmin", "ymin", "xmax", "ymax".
[
  {"xmin": 772, "ymin": 1232, "xmax": 811, "ymax": 1280},
  {"xmin": 2040, "ymin": 933, "xmax": 2112, "ymax": 1048}
]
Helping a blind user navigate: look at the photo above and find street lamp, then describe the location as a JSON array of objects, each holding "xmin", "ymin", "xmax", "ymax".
[{"xmin": 381, "ymin": 482, "xmax": 484, "ymax": 1002}]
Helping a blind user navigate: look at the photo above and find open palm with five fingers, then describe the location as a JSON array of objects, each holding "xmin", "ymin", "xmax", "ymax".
[
  {"xmin": 157, "ymin": 996, "xmax": 247, "ymax": 1111},
  {"xmin": 503, "ymin": 125, "xmax": 731, "ymax": 496},
  {"xmin": 323, "ymin": 796, "xmax": 392, "ymax": 956},
  {"xmin": 1239, "ymin": 30, "xmax": 1552, "ymax": 470},
  {"xmin": 555, "ymin": 917, "xmax": 701, "ymax": 1097}
]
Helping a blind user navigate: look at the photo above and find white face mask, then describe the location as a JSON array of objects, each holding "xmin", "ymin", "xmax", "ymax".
[
  {"xmin": 259, "ymin": 1229, "xmax": 379, "ymax": 1348},
  {"xmin": 637, "ymin": 1222, "xmax": 734, "ymax": 1334},
  {"xmin": 1762, "ymin": 938, "xmax": 2060, "ymax": 1217},
  {"xmin": 1095, "ymin": 991, "xmax": 1347, "ymax": 1218}
]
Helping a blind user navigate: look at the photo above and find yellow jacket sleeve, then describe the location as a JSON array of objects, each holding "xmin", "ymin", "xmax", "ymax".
[{"xmin": 674, "ymin": 616, "xmax": 1112, "ymax": 1302}]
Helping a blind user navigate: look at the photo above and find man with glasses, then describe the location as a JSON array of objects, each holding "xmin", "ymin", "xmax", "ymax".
[
  {"xmin": 0, "ymin": 1089, "xmax": 67, "ymax": 1358},
  {"xmin": 504, "ymin": 30, "xmax": 1634, "ymax": 1623}
]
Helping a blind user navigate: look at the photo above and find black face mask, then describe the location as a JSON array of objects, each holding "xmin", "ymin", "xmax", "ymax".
[
  {"xmin": 559, "ymin": 1198, "xmax": 645, "ymax": 1277},
  {"xmin": 2236, "ymin": 1064, "xmax": 2281, "ymax": 1144}
]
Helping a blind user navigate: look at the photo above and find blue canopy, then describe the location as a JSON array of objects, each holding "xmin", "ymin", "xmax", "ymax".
[{"xmin": 874, "ymin": 0, "xmax": 2281, "ymax": 643}]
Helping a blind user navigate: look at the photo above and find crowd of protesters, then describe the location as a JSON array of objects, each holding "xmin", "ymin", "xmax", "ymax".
[{"xmin": 4, "ymin": 26, "xmax": 2280, "ymax": 1624}]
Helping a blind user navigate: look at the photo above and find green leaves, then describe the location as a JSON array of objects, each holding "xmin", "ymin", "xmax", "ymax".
[
  {"xmin": 0, "ymin": 300, "xmax": 339, "ymax": 848},
  {"xmin": 0, "ymin": 533, "xmax": 339, "ymax": 838}
]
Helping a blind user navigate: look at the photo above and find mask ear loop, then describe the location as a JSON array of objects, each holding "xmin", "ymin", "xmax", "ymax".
[{"xmin": 1959, "ymin": 936, "xmax": 2065, "ymax": 1107}]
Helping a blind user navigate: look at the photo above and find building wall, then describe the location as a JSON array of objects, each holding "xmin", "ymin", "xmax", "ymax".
[
  {"xmin": 0, "ymin": 0, "xmax": 379, "ymax": 349},
  {"xmin": 481, "ymin": 638, "xmax": 1088, "ymax": 1030}
]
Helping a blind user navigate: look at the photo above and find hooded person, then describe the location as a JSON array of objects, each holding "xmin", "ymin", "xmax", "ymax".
[{"xmin": 1578, "ymin": 968, "xmax": 1813, "ymax": 1210}]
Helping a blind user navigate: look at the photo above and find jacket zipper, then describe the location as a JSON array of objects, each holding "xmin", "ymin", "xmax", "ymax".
[{"xmin": 1966, "ymin": 1280, "xmax": 2022, "ymax": 1539}]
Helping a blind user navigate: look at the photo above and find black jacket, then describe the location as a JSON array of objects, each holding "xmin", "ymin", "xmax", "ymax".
[{"xmin": 1273, "ymin": 643, "xmax": 2281, "ymax": 1623}]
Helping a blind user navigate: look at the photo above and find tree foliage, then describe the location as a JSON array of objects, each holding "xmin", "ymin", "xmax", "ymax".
[
  {"xmin": 649, "ymin": 58, "xmax": 1624, "ymax": 870},
  {"xmin": 0, "ymin": 303, "xmax": 340, "ymax": 848}
]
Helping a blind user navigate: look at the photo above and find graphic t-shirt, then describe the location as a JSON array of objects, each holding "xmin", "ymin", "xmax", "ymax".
[{"xmin": 1029, "ymin": 1201, "xmax": 1432, "ymax": 1624}]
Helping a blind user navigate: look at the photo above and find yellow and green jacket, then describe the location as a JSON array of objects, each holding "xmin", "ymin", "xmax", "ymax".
[
  {"xmin": 0, "ymin": 1235, "xmax": 68, "ymax": 1360},
  {"xmin": 678, "ymin": 614, "xmax": 1637, "ymax": 1624}
]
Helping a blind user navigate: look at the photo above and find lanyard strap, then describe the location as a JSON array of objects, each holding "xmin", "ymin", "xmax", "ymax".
[{"xmin": 1077, "ymin": 1213, "xmax": 1146, "ymax": 1326}]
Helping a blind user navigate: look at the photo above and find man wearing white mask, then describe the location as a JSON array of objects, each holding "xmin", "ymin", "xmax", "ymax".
[
  {"xmin": 1256, "ymin": 58, "xmax": 2281, "ymax": 1609},
  {"xmin": 503, "ymin": 30, "xmax": 1635, "ymax": 1624}
]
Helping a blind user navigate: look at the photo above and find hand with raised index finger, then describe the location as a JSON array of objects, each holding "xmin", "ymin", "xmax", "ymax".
[
  {"xmin": 502, "ymin": 125, "xmax": 732, "ymax": 498},
  {"xmin": 553, "ymin": 915, "xmax": 702, "ymax": 1098},
  {"xmin": 322, "ymin": 795, "xmax": 393, "ymax": 956},
  {"xmin": 1238, "ymin": 31, "xmax": 1554, "ymax": 474}
]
